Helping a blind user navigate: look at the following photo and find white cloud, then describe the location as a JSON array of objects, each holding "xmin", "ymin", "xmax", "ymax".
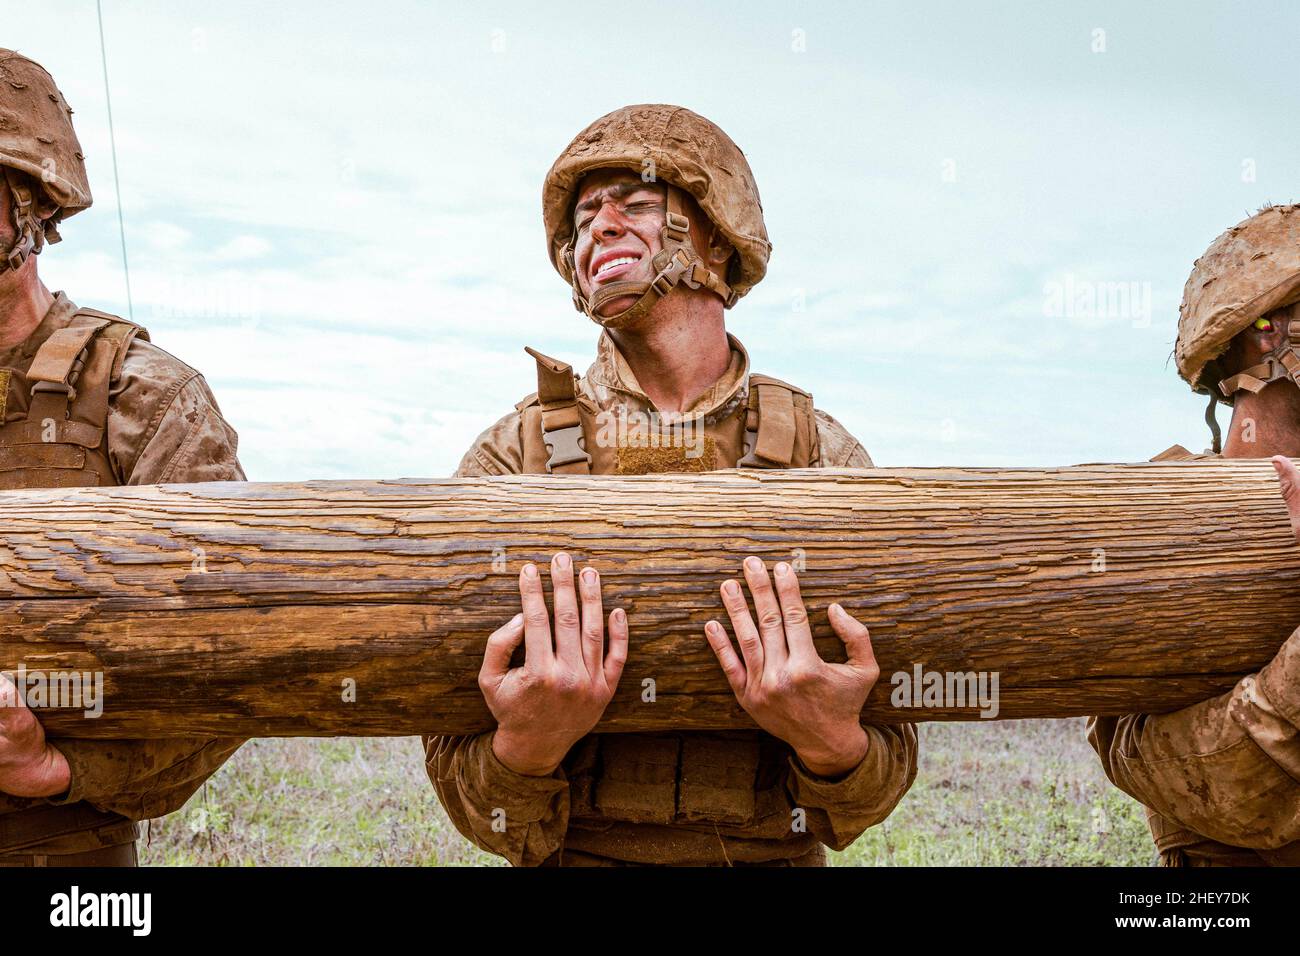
[
  {"xmin": 13, "ymin": 0, "xmax": 1299, "ymax": 479},
  {"xmin": 212, "ymin": 235, "xmax": 273, "ymax": 261},
  {"xmin": 139, "ymin": 221, "xmax": 192, "ymax": 252}
]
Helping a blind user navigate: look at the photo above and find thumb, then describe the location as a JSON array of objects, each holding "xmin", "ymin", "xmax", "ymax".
[
  {"xmin": 480, "ymin": 614, "xmax": 525, "ymax": 684},
  {"xmin": 829, "ymin": 604, "xmax": 879, "ymax": 677},
  {"xmin": 1272, "ymin": 456, "xmax": 1300, "ymax": 544}
]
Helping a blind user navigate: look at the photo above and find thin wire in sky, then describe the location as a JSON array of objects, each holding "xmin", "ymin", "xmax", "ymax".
[{"xmin": 96, "ymin": 0, "xmax": 133, "ymax": 321}]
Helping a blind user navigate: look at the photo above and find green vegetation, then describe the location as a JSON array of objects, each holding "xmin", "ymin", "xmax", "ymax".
[
  {"xmin": 139, "ymin": 718, "xmax": 1152, "ymax": 867},
  {"xmin": 831, "ymin": 719, "xmax": 1153, "ymax": 867}
]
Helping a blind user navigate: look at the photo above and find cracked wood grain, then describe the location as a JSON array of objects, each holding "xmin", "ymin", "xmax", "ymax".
[{"xmin": 0, "ymin": 461, "xmax": 1296, "ymax": 737}]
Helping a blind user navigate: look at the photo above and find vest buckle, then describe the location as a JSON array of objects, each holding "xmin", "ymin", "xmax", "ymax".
[
  {"xmin": 30, "ymin": 380, "xmax": 77, "ymax": 403},
  {"xmin": 542, "ymin": 424, "xmax": 591, "ymax": 471},
  {"xmin": 737, "ymin": 427, "xmax": 763, "ymax": 467}
]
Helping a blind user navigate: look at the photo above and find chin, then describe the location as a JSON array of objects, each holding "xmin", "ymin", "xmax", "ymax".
[{"xmin": 595, "ymin": 296, "xmax": 640, "ymax": 320}]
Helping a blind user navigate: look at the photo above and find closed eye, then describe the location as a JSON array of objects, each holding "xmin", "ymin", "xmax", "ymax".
[{"xmin": 574, "ymin": 196, "xmax": 660, "ymax": 232}]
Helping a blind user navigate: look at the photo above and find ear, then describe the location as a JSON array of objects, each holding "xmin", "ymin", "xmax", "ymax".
[
  {"xmin": 1251, "ymin": 306, "xmax": 1296, "ymax": 355},
  {"xmin": 704, "ymin": 224, "xmax": 735, "ymax": 270},
  {"xmin": 1256, "ymin": 326, "xmax": 1284, "ymax": 353}
]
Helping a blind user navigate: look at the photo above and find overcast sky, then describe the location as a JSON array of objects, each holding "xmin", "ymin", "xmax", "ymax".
[{"xmin": 6, "ymin": 1, "xmax": 1298, "ymax": 479}]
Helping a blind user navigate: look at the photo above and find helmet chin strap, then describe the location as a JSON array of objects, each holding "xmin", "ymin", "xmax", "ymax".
[
  {"xmin": 1216, "ymin": 307, "xmax": 1300, "ymax": 399},
  {"xmin": 0, "ymin": 167, "xmax": 49, "ymax": 273},
  {"xmin": 563, "ymin": 184, "xmax": 736, "ymax": 331},
  {"xmin": 1208, "ymin": 305, "xmax": 1300, "ymax": 453}
]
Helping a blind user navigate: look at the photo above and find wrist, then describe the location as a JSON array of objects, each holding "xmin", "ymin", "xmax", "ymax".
[
  {"xmin": 795, "ymin": 727, "xmax": 870, "ymax": 779},
  {"xmin": 491, "ymin": 729, "xmax": 566, "ymax": 777}
]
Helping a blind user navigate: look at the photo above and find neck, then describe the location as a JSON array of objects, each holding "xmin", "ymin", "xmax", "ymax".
[
  {"xmin": 1222, "ymin": 381, "xmax": 1300, "ymax": 457},
  {"xmin": 0, "ymin": 259, "xmax": 53, "ymax": 349},
  {"xmin": 606, "ymin": 290, "xmax": 731, "ymax": 413}
]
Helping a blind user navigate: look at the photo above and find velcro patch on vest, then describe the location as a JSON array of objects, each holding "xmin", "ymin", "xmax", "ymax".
[
  {"xmin": 677, "ymin": 735, "xmax": 760, "ymax": 826},
  {"xmin": 593, "ymin": 735, "xmax": 681, "ymax": 825},
  {"xmin": 0, "ymin": 443, "xmax": 85, "ymax": 472},
  {"xmin": 0, "ymin": 468, "xmax": 99, "ymax": 490},
  {"xmin": 615, "ymin": 435, "xmax": 718, "ymax": 475},
  {"xmin": 0, "ymin": 369, "xmax": 9, "ymax": 423}
]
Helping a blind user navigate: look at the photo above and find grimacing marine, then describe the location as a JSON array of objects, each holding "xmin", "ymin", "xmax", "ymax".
[{"xmin": 424, "ymin": 104, "xmax": 919, "ymax": 867}]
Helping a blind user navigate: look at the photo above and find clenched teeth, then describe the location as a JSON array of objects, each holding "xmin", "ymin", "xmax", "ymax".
[{"xmin": 596, "ymin": 256, "xmax": 638, "ymax": 276}]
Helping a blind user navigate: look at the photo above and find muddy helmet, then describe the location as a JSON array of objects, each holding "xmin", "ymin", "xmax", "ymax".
[
  {"xmin": 543, "ymin": 104, "xmax": 771, "ymax": 328},
  {"xmin": 1177, "ymin": 205, "xmax": 1300, "ymax": 395},
  {"xmin": 0, "ymin": 49, "xmax": 92, "ymax": 271}
]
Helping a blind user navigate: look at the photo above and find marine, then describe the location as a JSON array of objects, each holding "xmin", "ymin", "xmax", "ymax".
[
  {"xmin": 0, "ymin": 49, "xmax": 246, "ymax": 866},
  {"xmin": 424, "ymin": 104, "xmax": 918, "ymax": 866},
  {"xmin": 1087, "ymin": 203, "xmax": 1300, "ymax": 865}
]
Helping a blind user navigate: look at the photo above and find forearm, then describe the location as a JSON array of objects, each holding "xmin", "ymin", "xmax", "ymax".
[
  {"xmin": 47, "ymin": 736, "xmax": 244, "ymax": 820},
  {"xmin": 424, "ymin": 730, "xmax": 572, "ymax": 866},
  {"xmin": 1088, "ymin": 628, "xmax": 1300, "ymax": 849},
  {"xmin": 785, "ymin": 722, "xmax": 919, "ymax": 851}
]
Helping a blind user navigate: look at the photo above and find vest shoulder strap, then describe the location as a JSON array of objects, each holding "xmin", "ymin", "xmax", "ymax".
[
  {"xmin": 26, "ymin": 309, "xmax": 148, "ymax": 393},
  {"xmin": 522, "ymin": 346, "xmax": 591, "ymax": 475},
  {"xmin": 0, "ymin": 309, "xmax": 143, "ymax": 489},
  {"xmin": 26, "ymin": 318, "xmax": 110, "ymax": 388},
  {"xmin": 77, "ymin": 308, "xmax": 149, "ymax": 384},
  {"xmin": 517, "ymin": 354, "xmax": 819, "ymax": 473},
  {"xmin": 1150, "ymin": 444, "xmax": 1218, "ymax": 462},
  {"xmin": 737, "ymin": 372, "xmax": 817, "ymax": 468},
  {"xmin": 1151, "ymin": 444, "xmax": 1193, "ymax": 461},
  {"xmin": 748, "ymin": 372, "xmax": 811, "ymax": 398}
]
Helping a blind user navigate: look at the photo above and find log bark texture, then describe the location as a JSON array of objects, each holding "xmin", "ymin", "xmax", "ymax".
[{"xmin": 1, "ymin": 461, "xmax": 1297, "ymax": 738}]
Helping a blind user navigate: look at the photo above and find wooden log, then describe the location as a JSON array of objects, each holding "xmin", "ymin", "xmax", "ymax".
[{"xmin": 0, "ymin": 461, "xmax": 1297, "ymax": 738}]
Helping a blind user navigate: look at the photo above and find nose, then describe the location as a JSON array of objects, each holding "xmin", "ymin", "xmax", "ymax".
[{"xmin": 589, "ymin": 200, "xmax": 628, "ymax": 241}]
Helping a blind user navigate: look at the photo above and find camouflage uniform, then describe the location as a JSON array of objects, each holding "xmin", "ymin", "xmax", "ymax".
[
  {"xmin": 1087, "ymin": 206, "xmax": 1300, "ymax": 865},
  {"xmin": 425, "ymin": 105, "xmax": 918, "ymax": 866},
  {"xmin": 0, "ymin": 49, "xmax": 245, "ymax": 866}
]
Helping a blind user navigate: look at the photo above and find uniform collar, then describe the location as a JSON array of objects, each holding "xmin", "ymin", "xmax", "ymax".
[
  {"xmin": 0, "ymin": 290, "xmax": 79, "ymax": 366},
  {"xmin": 585, "ymin": 329, "xmax": 751, "ymax": 419}
]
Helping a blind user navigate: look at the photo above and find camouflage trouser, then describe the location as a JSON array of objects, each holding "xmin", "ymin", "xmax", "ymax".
[
  {"xmin": 538, "ymin": 844, "xmax": 827, "ymax": 867},
  {"xmin": 0, "ymin": 803, "xmax": 139, "ymax": 867},
  {"xmin": 0, "ymin": 841, "xmax": 136, "ymax": 867}
]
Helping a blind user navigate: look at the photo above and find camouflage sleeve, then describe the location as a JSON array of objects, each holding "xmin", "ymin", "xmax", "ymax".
[
  {"xmin": 423, "ymin": 730, "xmax": 571, "ymax": 866},
  {"xmin": 110, "ymin": 362, "xmax": 247, "ymax": 485},
  {"xmin": 44, "ymin": 345, "xmax": 247, "ymax": 820},
  {"xmin": 813, "ymin": 407, "xmax": 874, "ymax": 468},
  {"xmin": 45, "ymin": 739, "xmax": 244, "ymax": 819},
  {"xmin": 423, "ymin": 418, "xmax": 574, "ymax": 865},
  {"xmin": 790, "ymin": 406, "xmax": 908, "ymax": 850},
  {"xmin": 452, "ymin": 408, "xmax": 525, "ymax": 477},
  {"xmin": 783, "ymin": 724, "xmax": 920, "ymax": 851},
  {"xmin": 1087, "ymin": 626, "xmax": 1300, "ymax": 849}
]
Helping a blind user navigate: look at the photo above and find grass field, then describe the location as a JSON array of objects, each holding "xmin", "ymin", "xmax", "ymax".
[{"xmin": 138, "ymin": 717, "xmax": 1155, "ymax": 866}]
